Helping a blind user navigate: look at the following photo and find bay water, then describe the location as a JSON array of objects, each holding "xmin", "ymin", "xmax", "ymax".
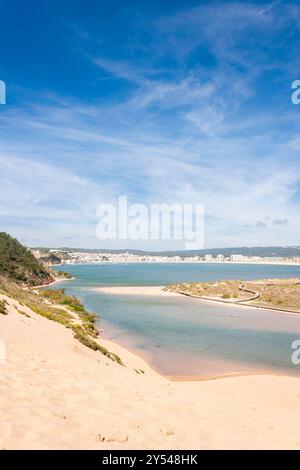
[{"xmin": 52, "ymin": 263, "xmax": 300, "ymax": 378}]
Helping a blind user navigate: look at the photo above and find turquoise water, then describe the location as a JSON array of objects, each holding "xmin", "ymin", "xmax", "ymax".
[{"xmin": 53, "ymin": 263, "xmax": 300, "ymax": 378}]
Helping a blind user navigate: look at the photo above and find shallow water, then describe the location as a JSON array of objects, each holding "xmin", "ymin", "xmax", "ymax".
[{"xmin": 52, "ymin": 263, "xmax": 300, "ymax": 378}]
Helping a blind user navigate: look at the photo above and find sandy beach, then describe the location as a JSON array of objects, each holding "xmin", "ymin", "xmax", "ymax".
[
  {"xmin": 1, "ymin": 292, "xmax": 300, "ymax": 450},
  {"xmin": 95, "ymin": 285, "xmax": 180, "ymax": 296}
]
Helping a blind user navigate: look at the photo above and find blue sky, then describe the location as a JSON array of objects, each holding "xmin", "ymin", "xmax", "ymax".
[{"xmin": 1, "ymin": 0, "xmax": 300, "ymax": 249}]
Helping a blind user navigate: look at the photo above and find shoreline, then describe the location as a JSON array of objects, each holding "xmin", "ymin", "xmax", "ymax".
[
  {"xmin": 100, "ymin": 333, "xmax": 287, "ymax": 383},
  {"xmin": 35, "ymin": 281, "xmax": 300, "ymax": 382},
  {"xmin": 94, "ymin": 284, "xmax": 300, "ymax": 381},
  {"xmin": 94, "ymin": 284, "xmax": 300, "ymax": 317},
  {"xmin": 174, "ymin": 289, "xmax": 300, "ymax": 317},
  {"xmin": 95, "ymin": 285, "xmax": 300, "ymax": 381},
  {"xmin": 32, "ymin": 282, "xmax": 298, "ymax": 383},
  {"xmin": 35, "ymin": 280, "xmax": 300, "ymax": 380},
  {"xmin": 56, "ymin": 260, "xmax": 300, "ymax": 267},
  {"xmin": 34, "ymin": 276, "xmax": 74, "ymax": 290},
  {"xmin": 1, "ymin": 290, "xmax": 300, "ymax": 448}
]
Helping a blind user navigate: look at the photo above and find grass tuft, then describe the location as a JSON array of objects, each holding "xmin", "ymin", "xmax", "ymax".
[{"xmin": 0, "ymin": 299, "xmax": 8, "ymax": 315}]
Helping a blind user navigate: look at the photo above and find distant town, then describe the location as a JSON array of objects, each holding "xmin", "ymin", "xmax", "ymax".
[{"xmin": 31, "ymin": 249, "xmax": 300, "ymax": 266}]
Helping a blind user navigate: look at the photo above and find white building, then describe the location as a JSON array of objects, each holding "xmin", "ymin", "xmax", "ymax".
[{"xmin": 230, "ymin": 254, "xmax": 244, "ymax": 262}]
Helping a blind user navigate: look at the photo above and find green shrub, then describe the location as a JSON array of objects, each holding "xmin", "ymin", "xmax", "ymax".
[
  {"xmin": 0, "ymin": 277, "xmax": 122, "ymax": 366},
  {"xmin": 73, "ymin": 328, "xmax": 123, "ymax": 365},
  {"xmin": 222, "ymin": 293, "xmax": 231, "ymax": 299},
  {"xmin": 42, "ymin": 289, "xmax": 98, "ymax": 336},
  {"xmin": 0, "ymin": 232, "xmax": 53, "ymax": 286},
  {"xmin": 55, "ymin": 270, "xmax": 72, "ymax": 279}
]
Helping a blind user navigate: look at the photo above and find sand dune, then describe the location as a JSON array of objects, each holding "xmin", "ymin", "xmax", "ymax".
[{"xmin": 1, "ymin": 294, "xmax": 300, "ymax": 450}]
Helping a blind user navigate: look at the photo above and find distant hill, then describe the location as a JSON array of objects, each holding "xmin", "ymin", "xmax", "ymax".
[
  {"xmin": 159, "ymin": 246, "xmax": 300, "ymax": 258},
  {"xmin": 32, "ymin": 245, "xmax": 300, "ymax": 258},
  {"xmin": 0, "ymin": 232, "xmax": 54, "ymax": 286}
]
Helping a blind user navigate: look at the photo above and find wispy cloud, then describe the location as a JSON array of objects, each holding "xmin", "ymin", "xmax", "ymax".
[{"xmin": 1, "ymin": 1, "xmax": 300, "ymax": 248}]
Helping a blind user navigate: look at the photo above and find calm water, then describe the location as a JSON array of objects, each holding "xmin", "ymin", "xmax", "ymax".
[{"xmin": 52, "ymin": 263, "xmax": 300, "ymax": 378}]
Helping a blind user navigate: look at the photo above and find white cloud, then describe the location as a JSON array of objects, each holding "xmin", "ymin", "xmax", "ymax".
[{"xmin": 1, "ymin": 2, "xmax": 300, "ymax": 248}]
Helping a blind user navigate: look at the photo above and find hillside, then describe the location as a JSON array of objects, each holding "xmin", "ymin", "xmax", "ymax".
[
  {"xmin": 0, "ymin": 232, "xmax": 121, "ymax": 362},
  {"xmin": 32, "ymin": 245, "xmax": 300, "ymax": 258},
  {"xmin": 0, "ymin": 232, "xmax": 53, "ymax": 286}
]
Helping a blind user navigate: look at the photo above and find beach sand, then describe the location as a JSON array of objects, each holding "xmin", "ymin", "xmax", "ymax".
[
  {"xmin": 95, "ymin": 285, "xmax": 180, "ymax": 296},
  {"xmin": 1, "ymin": 293, "xmax": 300, "ymax": 450}
]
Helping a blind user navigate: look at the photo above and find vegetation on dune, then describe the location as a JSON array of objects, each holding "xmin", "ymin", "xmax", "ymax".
[
  {"xmin": 0, "ymin": 299, "xmax": 8, "ymax": 315},
  {"xmin": 165, "ymin": 280, "xmax": 243, "ymax": 300},
  {"xmin": 16, "ymin": 307, "xmax": 31, "ymax": 318},
  {"xmin": 0, "ymin": 231, "xmax": 123, "ymax": 364},
  {"xmin": 72, "ymin": 327, "xmax": 123, "ymax": 365},
  {"xmin": 0, "ymin": 232, "xmax": 122, "ymax": 364},
  {"xmin": 41, "ymin": 288, "xmax": 98, "ymax": 337},
  {"xmin": 0, "ymin": 232, "xmax": 53, "ymax": 286},
  {"xmin": 222, "ymin": 293, "xmax": 231, "ymax": 299},
  {"xmin": 166, "ymin": 278, "xmax": 300, "ymax": 312},
  {"xmin": 249, "ymin": 279, "xmax": 300, "ymax": 310},
  {"xmin": 0, "ymin": 277, "xmax": 73, "ymax": 325},
  {"xmin": 0, "ymin": 277, "xmax": 123, "ymax": 364}
]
